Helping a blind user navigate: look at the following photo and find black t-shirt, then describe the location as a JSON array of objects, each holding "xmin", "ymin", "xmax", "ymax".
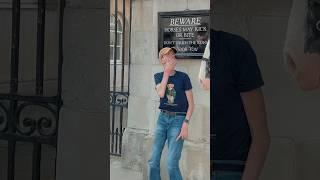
[
  {"xmin": 211, "ymin": 30, "xmax": 264, "ymax": 161},
  {"xmin": 154, "ymin": 71, "xmax": 192, "ymax": 112}
]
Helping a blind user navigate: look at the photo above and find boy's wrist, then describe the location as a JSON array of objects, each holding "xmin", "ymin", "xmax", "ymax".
[{"xmin": 163, "ymin": 71, "xmax": 171, "ymax": 77}]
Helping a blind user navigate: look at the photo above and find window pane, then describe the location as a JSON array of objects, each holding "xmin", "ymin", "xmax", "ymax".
[
  {"xmin": 117, "ymin": 20, "xmax": 122, "ymax": 31},
  {"xmin": 110, "ymin": 16, "xmax": 115, "ymax": 30},
  {"xmin": 117, "ymin": 33, "xmax": 122, "ymax": 45},
  {"xmin": 110, "ymin": 15, "xmax": 115, "ymax": 24},
  {"xmin": 110, "ymin": 23, "xmax": 115, "ymax": 30},
  {"xmin": 110, "ymin": 31, "xmax": 115, "ymax": 45},
  {"xmin": 116, "ymin": 47, "xmax": 121, "ymax": 60},
  {"xmin": 109, "ymin": 15, "xmax": 123, "ymax": 64},
  {"xmin": 110, "ymin": 46, "xmax": 114, "ymax": 60}
]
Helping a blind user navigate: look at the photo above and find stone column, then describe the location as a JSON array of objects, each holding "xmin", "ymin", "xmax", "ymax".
[{"xmin": 55, "ymin": 0, "xmax": 108, "ymax": 180}]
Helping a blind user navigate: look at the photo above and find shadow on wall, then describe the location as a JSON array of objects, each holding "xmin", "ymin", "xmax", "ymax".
[{"xmin": 261, "ymin": 137, "xmax": 320, "ymax": 180}]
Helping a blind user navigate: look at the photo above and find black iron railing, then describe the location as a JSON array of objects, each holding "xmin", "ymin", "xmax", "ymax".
[
  {"xmin": 109, "ymin": 0, "xmax": 131, "ymax": 156},
  {"xmin": 0, "ymin": 0, "xmax": 64, "ymax": 179}
]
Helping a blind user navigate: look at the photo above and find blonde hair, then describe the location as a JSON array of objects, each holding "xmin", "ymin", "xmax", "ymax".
[{"xmin": 159, "ymin": 47, "xmax": 175, "ymax": 64}]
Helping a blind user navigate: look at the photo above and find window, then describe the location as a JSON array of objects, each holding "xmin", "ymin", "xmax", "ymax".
[{"xmin": 110, "ymin": 15, "xmax": 123, "ymax": 64}]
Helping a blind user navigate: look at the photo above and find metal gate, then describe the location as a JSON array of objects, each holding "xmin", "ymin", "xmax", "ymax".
[
  {"xmin": 110, "ymin": 0, "xmax": 131, "ymax": 156},
  {"xmin": 0, "ymin": 0, "xmax": 64, "ymax": 179}
]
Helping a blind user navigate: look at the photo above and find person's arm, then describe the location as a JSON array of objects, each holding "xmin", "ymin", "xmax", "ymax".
[
  {"xmin": 155, "ymin": 72, "xmax": 169, "ymax": 98},
  {"xmin": 200, "ymin": 79, "xmax": 210, "ymax": 90},
  {"xmin": 283, "ymin": 0, "xmax": 320, "ymax": 90},
  {"xmin": 240, "ymin": 88, "xmax": 270, "ymax": 180},
  {"xmin": 185, "ymin": 90, "xmax": 194, "ymax": 121},
  {"xmin": 199, "ymin": 40, "xmax": 210, "ymax": 90},
  {"xmin": 176, "ymin": 89, "xmax": 194, "ymax": 140},
  {"xmin": 155, "ymin": 58, "xmax": 175, "ymax": 98}
]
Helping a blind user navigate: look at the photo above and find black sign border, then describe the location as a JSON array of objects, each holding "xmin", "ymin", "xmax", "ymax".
[{"xmin": 158, "ymin": 10, "xmax": 210, "ymax": 59}]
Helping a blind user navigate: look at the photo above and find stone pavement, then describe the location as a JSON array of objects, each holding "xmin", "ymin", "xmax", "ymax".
[{"xmin": 110, "ymin": 156, "xmax": 143, "ymax": 180}]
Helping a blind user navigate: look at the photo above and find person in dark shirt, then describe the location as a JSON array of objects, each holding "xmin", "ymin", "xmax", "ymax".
[
  {"xmin": 148, "ymin": 47, "xmax": 194, "ymax": 180},
  {"xmin": 200, "ymin": 29, "xmax": 270, "ymax": 180}
]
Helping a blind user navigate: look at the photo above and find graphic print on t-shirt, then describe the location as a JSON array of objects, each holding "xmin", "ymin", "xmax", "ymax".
[{"xmin": 165, "ymin": 83, "xmax": 177, "ymax": 106}]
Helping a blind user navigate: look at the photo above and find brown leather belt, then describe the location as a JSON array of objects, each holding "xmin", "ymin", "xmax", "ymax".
[{"xmin": 160, "ymin": 109, "xmax": 186, "ymax": 116}]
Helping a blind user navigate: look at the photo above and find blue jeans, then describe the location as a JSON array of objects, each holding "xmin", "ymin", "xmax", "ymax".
[
  {"xmin": 211, "ymin": 171, "xmax": 242, "ymax": 180},
  {"xmin": 148, "ymin": 112, "xmax": 185, "ymax": 180}
]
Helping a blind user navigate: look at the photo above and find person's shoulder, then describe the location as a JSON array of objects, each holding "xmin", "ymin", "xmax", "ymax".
[
  {"xmin": 154, "ymin": 72, "xmax": 164, "ymax": 80},
  {"xmin": 176, "ymin": 71, "xmax": 190, "ymax": 78},
  {"xmin": 218, "ymin": 31, "xmax": 249, "ymax": 45},
  {"xmin": 154, "ymin": 72, "xmax": 163, "ymax": 77},
  {"xmin": 216, "ymin": 30, "xmax": 253, "ymax": 55}
]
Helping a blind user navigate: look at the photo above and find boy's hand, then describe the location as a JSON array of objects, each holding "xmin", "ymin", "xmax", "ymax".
[
  {"xmin": 164, "ymin": 57, "xmax": 176, "ymax": 74},
  {"xmin": 176, "ymin": 122, "xmax": 188, "ymax": 141}
]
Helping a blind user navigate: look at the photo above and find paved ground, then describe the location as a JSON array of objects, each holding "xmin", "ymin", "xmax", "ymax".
[{"xmin": 110, "ymin": 156, "xmax": 143, "ymax": 180}]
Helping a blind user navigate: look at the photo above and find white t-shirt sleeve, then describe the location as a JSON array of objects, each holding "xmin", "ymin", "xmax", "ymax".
[{"xmin": 198, "ymin": 40, "xmax": 210, "ymax": 82}]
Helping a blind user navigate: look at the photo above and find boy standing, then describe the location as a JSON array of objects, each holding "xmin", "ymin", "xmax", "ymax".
[{"xmin": 148, "ymin": 47, "xmax": 194, "ymax": 180}]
